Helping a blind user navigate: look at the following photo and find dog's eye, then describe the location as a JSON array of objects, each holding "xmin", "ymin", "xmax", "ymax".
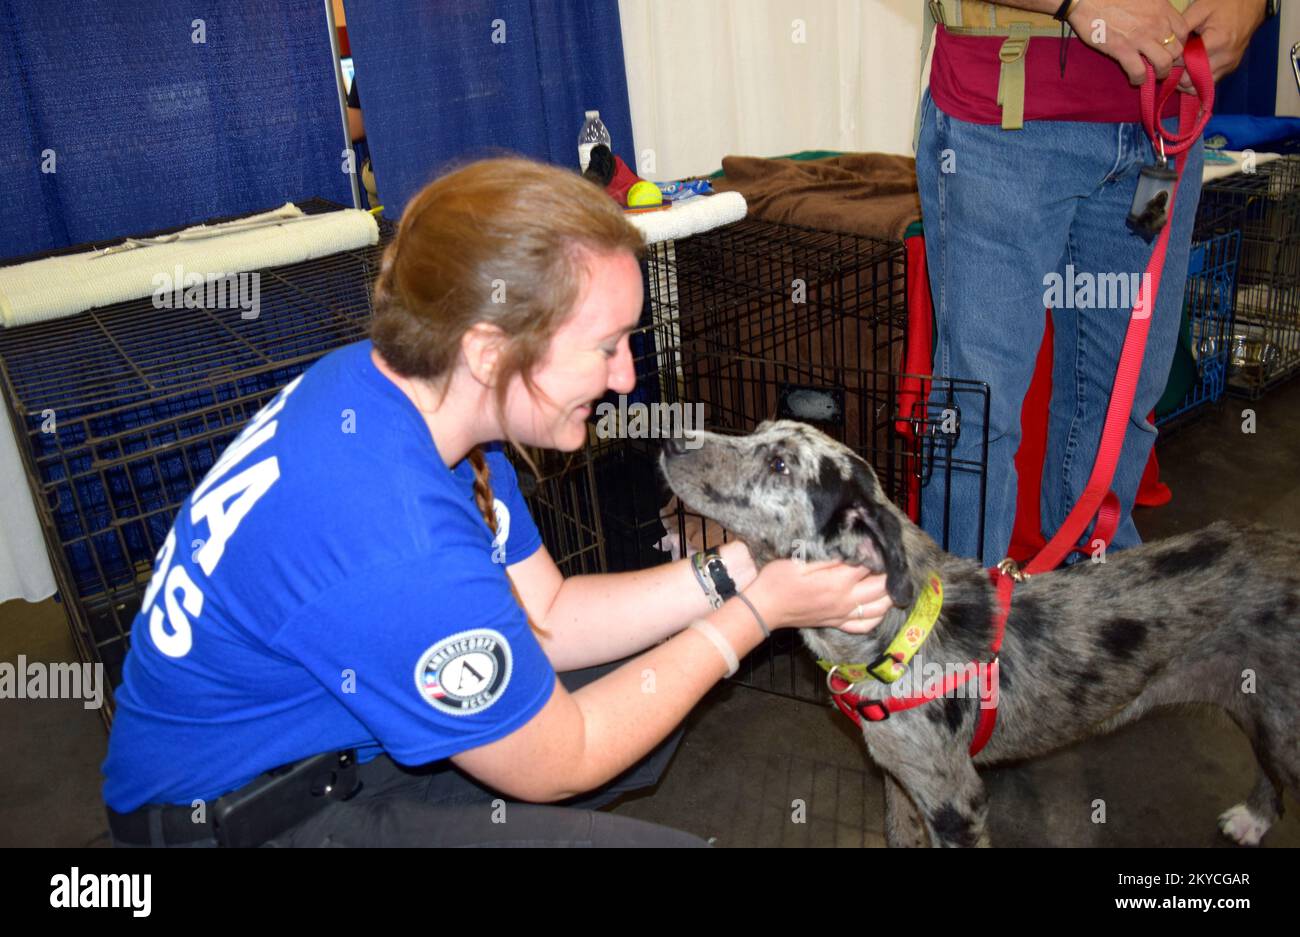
[{"xmin": 769, "ymin": 455, "xmax": 789, "ymax": 475}]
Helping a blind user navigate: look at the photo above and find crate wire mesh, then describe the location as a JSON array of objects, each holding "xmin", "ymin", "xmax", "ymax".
[
  {"xmin": 0, "ymin": 199, "xmax": 393, "ymax": 719},
  {"xmin": 556, "ymin": 219, "xmax": 989, "ymax": 705},
  {"xmin": 1156, "ymin": 230, "xmax": 1242, "ymax": 426},
  {"xmin": 1, "ymin": 209, "xmax": 988, "ymax": 721},
  {"xmin": 1194, "ymin": 155, "xmax": 1300, "ymax": 397},
  {"xmin": 630, "ymin": 349, "xmax": 987, "ymax": 704}
]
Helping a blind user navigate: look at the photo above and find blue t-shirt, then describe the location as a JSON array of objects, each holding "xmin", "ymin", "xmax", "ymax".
[{"xmin": 102, "ymin": 340, "xmax": 553, "ymax": 812}]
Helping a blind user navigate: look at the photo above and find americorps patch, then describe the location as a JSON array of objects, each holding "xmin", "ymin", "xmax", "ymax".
[{"xmin": 414, "ymin": 629, "xmax": 512, "ymax": 716}]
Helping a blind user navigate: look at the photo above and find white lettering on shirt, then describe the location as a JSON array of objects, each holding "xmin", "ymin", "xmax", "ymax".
[
  {"xmin": 138, "ymin": 375, "xmax": 302, "ymax": 659},
  {"xmin": 149, "ymin": 563, "xmax": 203, "ymax": 658},
  {"xmin": 190, "ymin": 456, "xmax": 281, "ymax": 576}
]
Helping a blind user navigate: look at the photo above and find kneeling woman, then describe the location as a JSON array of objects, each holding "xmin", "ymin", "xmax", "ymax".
[{"xmin": 102, "ymin": 158, "xmax": 892, "ymax": 847}]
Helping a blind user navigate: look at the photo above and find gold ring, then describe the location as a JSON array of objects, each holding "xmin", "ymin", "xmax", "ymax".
[{"xmin": 1161, "ymin": 32, "xmax": 1177, "ymax": 46}]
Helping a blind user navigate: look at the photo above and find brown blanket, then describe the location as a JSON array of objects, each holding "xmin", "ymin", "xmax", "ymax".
[{"xmin": 713, "ymin": 153, "xmax": 921, "ymax": 242}]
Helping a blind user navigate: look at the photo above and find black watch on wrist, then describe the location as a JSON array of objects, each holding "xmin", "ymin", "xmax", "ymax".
[{"xmin": 703, "ymin": 550, "xmax": 737, "ymax": 601}]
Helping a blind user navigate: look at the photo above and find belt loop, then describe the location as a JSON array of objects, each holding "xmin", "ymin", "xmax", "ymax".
[{"xmin": 997, "ymin": 23, "xmax": 1032, "ymax": 130}]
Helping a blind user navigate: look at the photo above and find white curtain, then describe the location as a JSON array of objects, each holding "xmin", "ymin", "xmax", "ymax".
[
  {"xmin": 0, "ymin": 402, "xmax": 55, "ymax": 604},
  {"xmin": 617, "ymin": 0, "xmax": 927, "ymax": 181}
]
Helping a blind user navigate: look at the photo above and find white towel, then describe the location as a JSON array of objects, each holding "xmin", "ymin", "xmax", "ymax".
[
  {"xmin": 1201, "ymin": 150, "xmax": 1283, "ymax": 185},
  {"xmin": 0, "ymin": 203, "xmax": 379, "ymax": 328},
  {"xmin": 626, "ymin": 191, "xmax": 747, "ymax": 246}
]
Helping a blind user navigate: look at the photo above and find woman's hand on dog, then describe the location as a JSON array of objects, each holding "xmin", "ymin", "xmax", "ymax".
[{"xmin": 745, "ymin": 559, "xmax": 892, "ymax": 633}]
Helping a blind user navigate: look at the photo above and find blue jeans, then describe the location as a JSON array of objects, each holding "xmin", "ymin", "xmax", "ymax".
[{"xmin": 916, "ymin": 90, "xmax": 1204, "ymax": 564}]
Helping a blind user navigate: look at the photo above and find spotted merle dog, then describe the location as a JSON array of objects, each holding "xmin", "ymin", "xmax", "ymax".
[{"xmin": 660, "ymin": 420, "xmax": 1300, "ymax": 847}]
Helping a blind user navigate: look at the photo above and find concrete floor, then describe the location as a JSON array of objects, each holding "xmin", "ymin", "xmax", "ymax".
[{"xmin": 2, "ymin": 378, "xmax": 1297, "ymax": 848}]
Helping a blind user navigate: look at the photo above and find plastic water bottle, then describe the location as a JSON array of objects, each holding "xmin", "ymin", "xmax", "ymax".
[{"xmin": 578, "ymin": 110, "xmax": 611, "ymax": 173}]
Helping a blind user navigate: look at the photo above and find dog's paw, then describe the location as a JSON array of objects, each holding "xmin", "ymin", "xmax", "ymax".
[{"xmin": 1218, "ymin": 804, "xmax": 1270, "ymax": 846}]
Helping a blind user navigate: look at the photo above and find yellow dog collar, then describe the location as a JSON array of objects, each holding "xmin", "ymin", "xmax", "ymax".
[{"xmin": 817, "ymin": 572, "xmax": 943, "ymax": 684}]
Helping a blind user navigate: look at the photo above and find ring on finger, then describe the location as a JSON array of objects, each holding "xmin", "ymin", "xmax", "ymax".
[
  {"xmin": 1161, "ymin": 32, "xmax": 1177, "ymax": 46},
  {"xmin": 854, "ymin": 604, "xmax": 865, "ymax": 620}
]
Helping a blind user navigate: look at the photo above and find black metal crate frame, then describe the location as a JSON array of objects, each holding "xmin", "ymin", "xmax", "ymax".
[
  {"xmin": 1156, "ymin": 230, "xmax": 1242, "ymax": 428},
  {"xmin": 1, "ymin": 210, "xmax": 988, "ymax": 721},
  {"xmin": 1194, "ymin": 155, "xmax": 1300, "ymax": 397},
  {"xmin": 589, "ymin": 348, "xmax": 987, "ymax": 705},
  {"xmin": 523, "ymin": 219, "xmax": 989, "ymax": 706},
  {"xmin": 0, "ymin": 199, "xmax": 394, "ymax": 720}
]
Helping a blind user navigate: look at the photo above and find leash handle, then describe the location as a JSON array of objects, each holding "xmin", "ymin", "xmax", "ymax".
[
  {"xmin": 1023, "ymin": 35, "xmax": 1214, "ymax": 577},
  {"xmin": 1140, "ymin": 34, "xmax": 1214, "ymax": 160}
]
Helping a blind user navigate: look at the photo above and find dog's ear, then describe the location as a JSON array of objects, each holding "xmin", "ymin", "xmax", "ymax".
[{"xmin": 811, "ymin": 457, "xmax": 916, "ymax": 608}]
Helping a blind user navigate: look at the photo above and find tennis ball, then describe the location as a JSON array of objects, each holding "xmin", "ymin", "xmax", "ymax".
[{"xmin": 627, "ymin": 181, "xmax": 663, "ymax": 208}]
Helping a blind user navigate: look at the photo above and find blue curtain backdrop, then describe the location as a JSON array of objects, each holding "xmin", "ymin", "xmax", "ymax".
[
  {"xmin": 343, "ymin": 0, "xmax": 636, "ymax": 219},
  {"xmin": 1214, "ymin": 14, "xmax": 1281, "ymax": 117},
  {"xmin": 0, "ymin": 1, "xmax": 351, "ymax": 261}
]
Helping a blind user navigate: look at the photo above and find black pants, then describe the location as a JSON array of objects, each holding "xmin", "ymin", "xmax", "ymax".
[{"xmin": 111, "ymin": 662, "xmax": 706, "ymax": 848}]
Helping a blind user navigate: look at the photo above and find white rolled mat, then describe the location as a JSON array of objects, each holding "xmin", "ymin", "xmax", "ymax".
[
  {"xmin": 0, "ymin": 203, "xmax": 380, "ymax": 328},
  {"xmin": 625, "ymin": 191, "xmax": 747, "ymax": 245}
]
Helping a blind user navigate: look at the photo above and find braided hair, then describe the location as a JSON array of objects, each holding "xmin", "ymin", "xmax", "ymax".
[{"xmin": 466, "ymin": 447, "xmax": 536, "ymax": 629}]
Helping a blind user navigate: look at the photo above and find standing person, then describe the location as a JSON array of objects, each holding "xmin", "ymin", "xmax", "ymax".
[
  {"xmin": 102, "ymin": 158, "xmax": 893, "ymax": 848},
  {"xmin": 916, "ymin": 0, "xmax": 1275, "ymax": 563}
]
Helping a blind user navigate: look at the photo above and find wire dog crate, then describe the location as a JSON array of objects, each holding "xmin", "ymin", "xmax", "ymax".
[
  {"xmin": 529, "ymin": 219, "xmax": 990, "ymax": 706},
  {"xmin": 1156, "ymin": 230, "xmax": 1242, "ymax": 426},
  {"xmin": 0, "ymin": 200, "xmax": 393, "ymax": 721},
  {"xmin": 1, "ymin": 209, "xmax": 986, "ymax": 721},
  {"xmin": 1194, "ymin": 155, "xmax": 1300, "ymax": 397}
]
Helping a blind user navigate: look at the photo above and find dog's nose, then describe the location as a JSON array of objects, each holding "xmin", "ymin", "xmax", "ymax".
[{"xmin": 663, "ymin": 437, "xmax": 687, "ymax": 458}]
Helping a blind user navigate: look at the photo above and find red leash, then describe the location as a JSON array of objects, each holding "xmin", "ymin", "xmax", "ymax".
[
  {"xmin": 1027, "ymin": 35, "xmax": 1214, "ymax": 575},
  {"xmin": 977, "ymin": 35, "xmax": 1215, "ymax": 754},
  {"xmin": 834, "ymin": 37, "xmax": 1215, "ymax": 755}
]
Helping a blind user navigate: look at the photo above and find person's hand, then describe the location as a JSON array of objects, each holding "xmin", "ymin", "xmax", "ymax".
[
  {"xmin": 716, "ymin": 539, "xmax": 758, "ymax": 592},
  {"xmin": 834, "ymin": 576, "xmax": 895, "ymax": 634},
  {"xmin": 744, "ymin": 559, "xmax": 893, "ymax": 634},
  {"xmin": 1068, "ymin": 0, "xmax": 1192, "ymax": 84},
  {"xmin": 1177, "ymin": 0, "xmax": 1269, "ymax": 89}
]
